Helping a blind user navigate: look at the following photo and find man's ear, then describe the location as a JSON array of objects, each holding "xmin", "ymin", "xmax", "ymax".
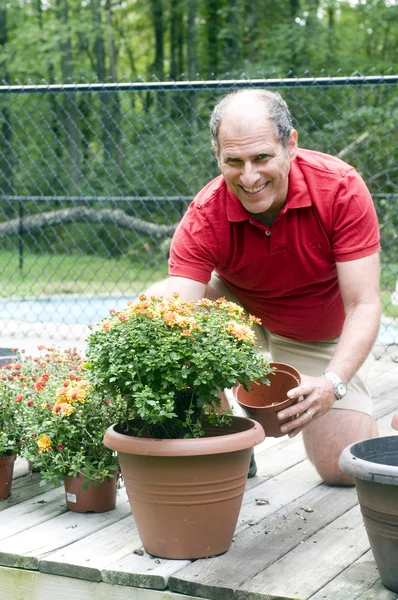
[
  {"xmin": 212, "ymin": 142, "xmax": 221, "ymax": 168},
  {"xmin": 287, "ymin": 129, "xmax": 298, "ymax": 160}
]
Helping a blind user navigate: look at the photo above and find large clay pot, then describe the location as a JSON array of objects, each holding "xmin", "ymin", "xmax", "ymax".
[
  {"xmin": 104, "ymin": 416, "xmax": 265, "ymax": 559},
  {"xmin": 64, "ymin": 471, "xmax": 119, "ymax": 513},
  {"xmin": 0, "ymin": 454, "xmax": 16, "ymax": 500},
  {"xmin": 339, "ymin": 436, "xmax": 398, "ymax": 593},
  {"xmin": 233, "ymin": 362, "xmax": 301, "ymax": 437}
]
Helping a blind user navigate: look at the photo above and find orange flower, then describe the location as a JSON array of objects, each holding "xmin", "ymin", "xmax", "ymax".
[
  {"xmin": 56, "ymin": 403, "xmax": 75, "ymax": 416},
  {"xmin": 225, "ymin": 322, "xmax": 256, "ymax": 343}
]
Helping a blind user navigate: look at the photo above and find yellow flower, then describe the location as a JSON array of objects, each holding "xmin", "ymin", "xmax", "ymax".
[
  {"xmin": 37, "ymin": 434, "xmax": 52, "ymax": 452},
  {"xmin": 66, "ymin": 381, "xmax": 89, "ymax": 403}
]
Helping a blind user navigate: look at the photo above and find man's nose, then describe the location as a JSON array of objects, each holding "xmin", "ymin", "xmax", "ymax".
[{"xmin": 240, "ymin": 162, "xmax": 259, "ymax": 187}]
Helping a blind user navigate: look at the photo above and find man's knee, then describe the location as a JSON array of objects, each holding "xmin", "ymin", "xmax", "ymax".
[{"xmin": 303, "ymin": 410, "xmax": 377, "ymax": 487}]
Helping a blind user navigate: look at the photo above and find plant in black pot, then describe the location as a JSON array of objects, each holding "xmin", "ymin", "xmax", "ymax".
[
  {"xmin": 339, "ymin": 434, "xmax": 398, "ymax": 593},
  {"xmin": 85, "ymin": 293, "xmax": 271, "ymax": 559}
]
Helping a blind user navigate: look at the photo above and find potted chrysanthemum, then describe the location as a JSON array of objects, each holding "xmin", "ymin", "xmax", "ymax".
[
  {"xmin": 85, "ymin": 293, "xmax": 272, "ymax": 559},
  {"xmin": 12, "ymin": 347, "xmax": 124, "ymax": 512},
  {"xmin": 0, "ymin": 359, "xmax": 27, "ymax": 499}
]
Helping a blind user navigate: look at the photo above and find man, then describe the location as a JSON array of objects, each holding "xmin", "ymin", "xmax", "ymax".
[{"xmin": 148, "ymin": 89, "xmax": 381, "ymax": 485}]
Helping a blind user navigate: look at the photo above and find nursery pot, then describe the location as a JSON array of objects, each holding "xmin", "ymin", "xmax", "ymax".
[
  {"xmin": 234, "ymin": 362, "xmax": 301, "ymax": 437},
  {"xmin": 339, "ymin": 436, "xmax": 398, "ymax": 593},
  {"xmin": 104, "ymin": 416, "xmax": 265, "ymax": 559},
  {"xmin": 64, "ymin": 471, "xmax": 119, "ymax": 513},
  {"xmin": 0, "ymin": 454, "xmax": 16, "ymax": 500}
]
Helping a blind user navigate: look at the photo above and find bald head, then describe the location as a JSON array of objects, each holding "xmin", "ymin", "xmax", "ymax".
[{"xmin": 210, "ymin": 89, "xmax": 293, "ymax": 154}]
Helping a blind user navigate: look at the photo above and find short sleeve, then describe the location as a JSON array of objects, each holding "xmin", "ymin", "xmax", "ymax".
[{"xmin": 332, "ymin": 169, "xmax": 380, "ymax": 262}]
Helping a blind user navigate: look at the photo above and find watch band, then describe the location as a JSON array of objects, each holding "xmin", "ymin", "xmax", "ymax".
[{"xmin": 322, "ymin": 371, "xmax": 347, "ymax": 400}]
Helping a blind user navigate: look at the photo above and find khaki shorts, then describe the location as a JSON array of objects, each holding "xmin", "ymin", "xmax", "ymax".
[{"xmin": 208, "ymin": 273, "xmax": 373, "ymax": 416}]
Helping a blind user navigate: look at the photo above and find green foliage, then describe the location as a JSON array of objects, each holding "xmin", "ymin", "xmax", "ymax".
[
  {"xmin": 86, "ymin": 294, "xmax": 272, "ymax": 439},
  {"xmin": 8, "ymin": 346, "xmax": 125, "ymax": 487},
  {"xmin": 0, "ymin": 362, "xmax": 26, "ymax": 456}
]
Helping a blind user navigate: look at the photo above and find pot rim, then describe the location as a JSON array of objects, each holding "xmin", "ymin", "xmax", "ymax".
[
  {"xmin": 104, "ymin": 415, "xmax": 265, "ymax": 457},
  {"xmin": 339, "ymin": 435, "xmax": 398, "ymax": 485}
]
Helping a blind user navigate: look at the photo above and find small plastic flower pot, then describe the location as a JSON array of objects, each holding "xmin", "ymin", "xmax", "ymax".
[
  {"xmin": 233, "ymin": 362, "xmax": 301, "ymax": 437},
  {"xmin": 339, "ymin": 436, "xmax": 398, "ymax": 593}
]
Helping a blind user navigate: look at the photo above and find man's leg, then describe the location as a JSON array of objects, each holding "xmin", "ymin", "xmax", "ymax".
[
  {"xmin": 301, "ymin": 409, "xmax": 377, "ymax": 485},
  {"xmin": 267, "ymin": 331, "xmax": 378, "ymax": 485}
]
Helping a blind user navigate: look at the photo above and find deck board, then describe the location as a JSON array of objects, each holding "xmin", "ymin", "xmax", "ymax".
[{"xmin": 1, "ymin": 359, "xmax": 398, "ymax": 600}]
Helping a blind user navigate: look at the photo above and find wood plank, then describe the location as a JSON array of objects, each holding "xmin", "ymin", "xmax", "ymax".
[
  {"xmin": 0, "ymin": 488, "xmax": 131, "ymax": 570},
  {"xmin": 255, "ymin": 435, "xmax": 306, "ymax": 478},
  {"xmin": 246, "ymin": 434, "xmax": 307, "ymax": 493},
  {"xmin": 0, "ymin": 472, "xmax": 53, "ymax": 511},
  {"xmin": 39, "ymin": 516, "xmax": 137, "ymax": 582},
  {"xmin": 40, "ymin": 514, "xmax": 189, "ymax": 590},
  {"xmin": 308, "ymin": 550, "xmax": 396, "ymax": 600},
  {"xmin": 168, "ymin": 484, "xmax": 357, "ymax": 600},
  {"xmin": 369, "ymin": 371, "xmax": 398, "ymax": 419},
  {"xmin": 237, "ymin": 459, "xmax": 321, "ymax": 531},
  {"xmin": 0, "ymin": 486, "xmax": 66, "ymax": 541},
  {"xmin": 234, "ymin": 505, "xmax": 369, "ymax": 600},
  {"xmin": 0, "ymin": 565, "xmax": 204, "ymax": 600},
  {"xmin": 102, "ymin": 552, "xmax": 191, "ymax": 590}
]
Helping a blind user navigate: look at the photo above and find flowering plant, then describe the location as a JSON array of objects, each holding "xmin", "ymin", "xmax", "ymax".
[
  {"xmin": 0, "ymin": 356, "xmax": 27, "ymax": 456},
  {"xmin": 8, "ymin": 347, "xmax": 124, "ymax": 487},
  {"xmin": 86, "ymin": 294, "xmax": 272, "ymax": 439}
]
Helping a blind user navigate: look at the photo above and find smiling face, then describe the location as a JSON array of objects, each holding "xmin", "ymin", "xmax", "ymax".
[{"xmin": 216, "ymin": 100, "xmax": 298, "ymax": 222}]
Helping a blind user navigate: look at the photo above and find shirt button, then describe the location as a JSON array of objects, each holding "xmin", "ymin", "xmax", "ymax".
[{"xmin": 265, "ymin": 230, "xmax": 271, "ymax": 236}]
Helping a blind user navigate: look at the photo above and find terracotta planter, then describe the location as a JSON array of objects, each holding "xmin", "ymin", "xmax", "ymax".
[
  {"xmin": 0, "ymin": 454, "xmax": 16, "ymax": 500},
  {"xmin": 64, "ymin": 471, "xmax": 119, "ymax": 513},
  {"xmin": 104, "ymin": 416, "xmax": 265, "ymax": 559},
  {"xmin": 28, "ymin": 460, "xmax": 41, "ymax": 473},
  {"xmin": 233, "ymin": 362, "xmax": 301, "ymax": 437},
  {"xmin": 339, "ymin": 436, "xmax": 398, "ymax": 593}
]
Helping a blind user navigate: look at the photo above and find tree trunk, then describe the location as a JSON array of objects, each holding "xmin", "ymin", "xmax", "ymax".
[
  {"xmin": 105, "ymin": 0, "xmax": 122, "ymax": 164},
  {"xmin": 0, "ymin": 207, "xmax": 177, "ymax": 238},
  {"xmin": 290, "ymin": 0, "xmax": 299, "ymax": 17},
  {"xmin": 170, "ymin": 0, "xmax": 183, "ymax": 79},
  {"xmin": 221, "ymin": 0, "xmax": 241, "ymax": 74},
  {"xmin": 150, "ymin": 0, "xmax": 164, "ymax": 79},
  {"xmin": 245, "ymin": 0, "xmax": 258, "ymax": 64},
  {"xmin": 0, "ymin": 3, "xmax": 14, "ymax": 208},
  {"xmin": 206, "ymin": 0, "xmax": 219, "ymax": 77},
  {"xmin": 147, "ymin": 0, "xmax": 164, "ymax": 111},
  {"xmin": 92, "ymin": 0, "xmax": 114, "ymax": 161},
  {"xmin": 187, "ymin": 0, "xmax": 198, "ymax": 130},
  {"xmin": 56, "ymin": 0, "xmax": 80, "ymax": 194}
]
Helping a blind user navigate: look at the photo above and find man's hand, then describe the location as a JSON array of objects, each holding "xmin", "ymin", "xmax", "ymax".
[{"xmin": 276, "ymin": 374, "xmax": 336, "ymax": 438}]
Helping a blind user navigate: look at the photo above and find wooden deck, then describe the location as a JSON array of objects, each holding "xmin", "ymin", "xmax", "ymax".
[{"xmin": 1, "ymin": 356, "xmax": 398, "ymax": 600}]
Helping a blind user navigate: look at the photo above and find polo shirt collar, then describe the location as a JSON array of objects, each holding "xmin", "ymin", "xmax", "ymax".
[{"xmin": 225, "ymin": 157, "xmax": 312, "ymax": 222}]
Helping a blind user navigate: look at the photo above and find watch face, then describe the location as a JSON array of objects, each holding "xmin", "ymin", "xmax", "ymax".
[{"xmin": 336, "ymin": 382, "xmax": 347, "ymax": 398}]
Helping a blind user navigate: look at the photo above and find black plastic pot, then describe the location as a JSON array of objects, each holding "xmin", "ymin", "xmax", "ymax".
[{"xmin": 339, "ymin": 436, "xmax": 398, "ymax": 593}]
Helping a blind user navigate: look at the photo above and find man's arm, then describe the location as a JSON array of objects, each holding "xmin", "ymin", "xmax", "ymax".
[
  {"xmin": 326, "ymin": 252, "xmax": 381, "ymax": 381},
  {"xmin": 166, "ymin": 276, "xmax": 207, "ymax": 302},
  {"xmin": 278, "ymin": 252, "xmax": 381, "ymax": 435},
  {"xmin": 142, "ymin": 276, "xmax": 206, "ymax": 302}
]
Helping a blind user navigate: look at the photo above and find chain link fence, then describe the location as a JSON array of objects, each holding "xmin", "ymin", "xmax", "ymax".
[{"xmin": 0, "ymin": 75, "xmax": 397, "ymax": 356}]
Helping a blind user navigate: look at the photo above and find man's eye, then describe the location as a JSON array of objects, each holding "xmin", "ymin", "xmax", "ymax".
[{"xmin": 256, "ymin": 154, "xmax": 270, "ymax": 161}]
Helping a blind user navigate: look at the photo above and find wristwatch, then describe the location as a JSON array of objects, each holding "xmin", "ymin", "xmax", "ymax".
[{"xmin": 322, "ymin": 371, "xmax": 347, "ymax": 400}]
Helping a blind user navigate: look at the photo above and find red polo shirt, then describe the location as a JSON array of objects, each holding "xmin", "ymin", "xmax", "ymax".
[{"xmin": 169, "ymin": 149, "xmax": 380, "ymax": 342}]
